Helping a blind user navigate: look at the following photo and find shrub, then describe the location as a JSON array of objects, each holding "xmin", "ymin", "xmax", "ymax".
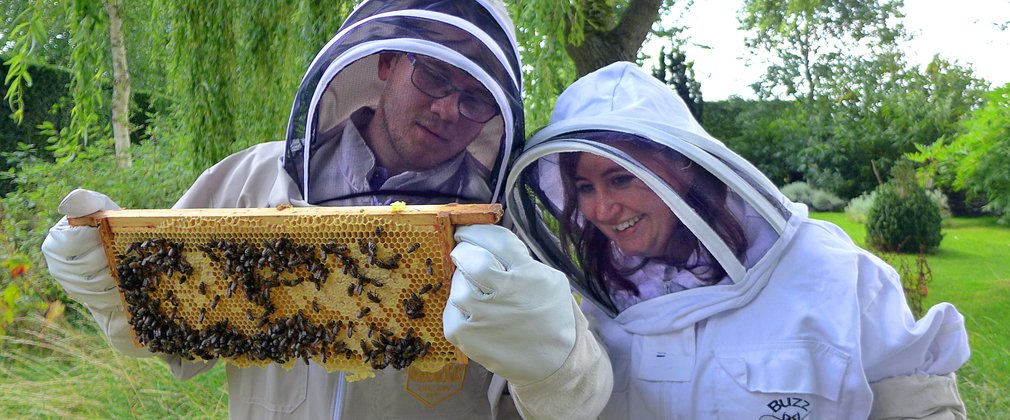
[
  {"xmin": 781, "ymin": 181, "xmax": 845, "ymax": 211},
  {"xmin": 811, "ymin": 189, "xmax": 846, "ymax": 211},
  {"xmin": 845, "ymin": 190, "xmax": 877, "ymax": 223},
  {"xmin": 848, "ymin": 188, "xmax": 951, "ymax": 225},
  {"xmin": 866, "ymin": 180, "xmax": 944, "ymax": 253},
  {"xmin": 780, "ymin": 181, "xmax": 814, "ymax": 205}
]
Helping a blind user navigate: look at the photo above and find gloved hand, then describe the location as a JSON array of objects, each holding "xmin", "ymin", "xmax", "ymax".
[
  {"xmin": 443, "ymin": 224, "xmax": 577, "ymax": 386},
  {"xmin": 41, "ymin": 188, "xmax": 123, "ymax": 311}
]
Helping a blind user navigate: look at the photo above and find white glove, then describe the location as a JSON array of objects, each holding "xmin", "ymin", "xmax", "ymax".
[
  {"xmin": 443, "ymin": 224, "xmax": 577, "ymax": 386},
  {"xmin": 41, "ymin": 188, "xmax": 123, "ymax": 311}
]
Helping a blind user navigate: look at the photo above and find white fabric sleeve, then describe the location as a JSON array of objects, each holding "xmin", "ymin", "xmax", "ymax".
[
  {"xmin": 507, "ymin": 299, "xmax": 613, "ymax": 420},
  {"xmin": 869, "ymin": 373, "xmax": 967, "ymax": 419},
  {"xmin": 858, "ymin": 258, "xmax": 970, "ymax": 381}
]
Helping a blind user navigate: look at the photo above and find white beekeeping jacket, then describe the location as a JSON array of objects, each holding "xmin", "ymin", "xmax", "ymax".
[{"xmin": 505, "ymin": 62, "xmax": 969, "ymax": 419}]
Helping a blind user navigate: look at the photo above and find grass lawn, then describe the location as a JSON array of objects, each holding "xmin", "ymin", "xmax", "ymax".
[
  {"xmin": 0, "ymin": 309, "xmax": 229, "ymax": 418},
  {"xmin": 813, "ymin": 213, "xmax": 1010, "ymax": 417}
]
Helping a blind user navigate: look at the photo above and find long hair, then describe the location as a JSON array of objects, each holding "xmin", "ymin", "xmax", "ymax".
[{"xmin": 557, "ymin": 135, "xmax": 747, "ymax": 301}]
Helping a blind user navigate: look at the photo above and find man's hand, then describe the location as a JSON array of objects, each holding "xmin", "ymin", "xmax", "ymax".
[{"xmin": 41, "ymin": 189, "xmax": 122, "ymax": 309}]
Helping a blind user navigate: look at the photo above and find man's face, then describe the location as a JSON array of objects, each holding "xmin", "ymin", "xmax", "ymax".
[{"xmin": 370, "ymin": 53, "xmax": 493, "ymax": 175}]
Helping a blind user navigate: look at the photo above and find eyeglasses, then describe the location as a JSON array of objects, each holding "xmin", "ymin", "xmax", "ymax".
[{"xmin": 405, "ymin": 53, "xmax": 499, "ymax": 123}]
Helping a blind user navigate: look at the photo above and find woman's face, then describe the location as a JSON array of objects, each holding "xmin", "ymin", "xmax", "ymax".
[{"xmin": 573, "ymin": 152, "xmax": 687, "ymax": 258}]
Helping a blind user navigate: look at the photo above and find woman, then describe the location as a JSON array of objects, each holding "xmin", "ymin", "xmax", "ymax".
[{"xmin": 504, "ymin": 62, "xmax": 969, "ymax": 419}]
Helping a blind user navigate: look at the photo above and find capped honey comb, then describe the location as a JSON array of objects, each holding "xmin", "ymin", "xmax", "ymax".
[{"xmin": 70, "ymin": 204, "xmax": 501, "ymax": 381}]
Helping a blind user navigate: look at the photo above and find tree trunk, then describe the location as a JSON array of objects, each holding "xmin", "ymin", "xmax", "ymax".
[
  {"xmin": 564, "ymin": 0, "xmax": 664, "ymax": 77},
  {"xmin": 107, "ymin": 0, "xmax": 132, "ymax": 167}
]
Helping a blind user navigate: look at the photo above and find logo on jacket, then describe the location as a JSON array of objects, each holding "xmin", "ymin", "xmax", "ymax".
[{"xmin": 759, "ymin": 397, "xmax": 811, "ymax": 420}]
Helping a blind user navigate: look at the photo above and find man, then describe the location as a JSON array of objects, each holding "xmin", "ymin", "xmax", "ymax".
[{"xmin": 41, "ymin": 1, "xmax": 612, "ymax": 419}]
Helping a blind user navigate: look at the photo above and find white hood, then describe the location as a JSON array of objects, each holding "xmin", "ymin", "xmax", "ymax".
[{"xmin": 506, "ymin": 62, "xmax": 807, "ymax": 325}]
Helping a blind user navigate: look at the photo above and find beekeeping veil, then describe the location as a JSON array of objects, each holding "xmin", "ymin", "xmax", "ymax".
[
  {"xmin": 284, "ymin": 0, "xmax": 523, "ymax": 205},
  {"xmin": 506, "ymin": 62, "xmax": 807, "ymax": 319}
]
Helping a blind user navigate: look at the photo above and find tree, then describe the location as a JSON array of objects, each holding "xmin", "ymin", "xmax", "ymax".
[
  {"xmin": 6, "ymin": 0, "xmax": 677, "ymax": 169},
  {"xmin": 106, "ymin": 0, "xmax": 131, "ymax": 167},
  {"xmin": 802, "ymin": 54, "xmax": 987, "ymax": 198},
  {"xmin": 912, "ymin": 84, "xmax": 1010, "ymax": 223},
  {"xmin": 562, "ymin": 0, "xmax": 665, "ymax": 77},
  {"xmin": 704, "ymin": 98, "xmax": 805, "ymax": 185},
  {"xmin": 651, "ymin": 44, "xmax": 703, "ymax": 122},
  {"xmin": 740, "ymin": 0, "xmax": 905, "ymax": 104}
]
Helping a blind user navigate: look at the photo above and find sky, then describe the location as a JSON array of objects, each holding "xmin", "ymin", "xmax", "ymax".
[{"xmin": 647, "ymin": 0, "xmax": 1010, "ymax": 101}]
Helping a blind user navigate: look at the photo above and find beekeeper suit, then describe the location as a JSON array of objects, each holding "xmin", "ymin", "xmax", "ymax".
[
  {"xmin": 41, "ymin": 1, "xmax": 611, "ymax": 418},
  {"xmin": 505, "ymin": 61, "xmax": 970, "ymax": 419}
]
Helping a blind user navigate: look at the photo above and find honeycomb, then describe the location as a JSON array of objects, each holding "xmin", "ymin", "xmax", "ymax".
[{"xmin": 71, "ymin": 204, "xmax": 502, "ymax": 381}]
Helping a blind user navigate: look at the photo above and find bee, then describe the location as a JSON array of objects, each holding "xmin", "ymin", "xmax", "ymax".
[
  {"xmin": 366, "ymin": 291, "xmax": 381, "ymax": 304},
  {"xmin": 374, "ymin": 225, "xmax": 384, "ymax": 237},
  {"xmin": 312, "ymin": 299, "xmax": 320, "ymax": 313},
  {"xmin": 430, "ymin": 282, "xmax": 443, "ymax": 294},
  {"xmin": 406, "ymin": 242, "xmax": 420, "ymax": 254},
  {"xmin": 198, "ymin": 282, "xmax": 207, "ymax": 295},
  {"xmin": 198, "ymin": 308, "xmax": 207, "ymax": 323},
  {"xmin": 374, "ymin": 253, "xmax": 401, "ymax": 270},
  {"xmin": 425, "ymin": 258, "xmax": 433, "ymax": 276},
  {"xmin": 346, "ymin": 320, "xmax": 355, "ymax": 338},
  {"xmin": 417, "ymin": 283, "xmax": 432, "ymax": 295},
  {"xmin": 357, "ymin": 307, "xmax": 371, "ymax": 319},
  {"xmin": 210, "ymin": 294, "xmax": 221, "ymax": 309}
]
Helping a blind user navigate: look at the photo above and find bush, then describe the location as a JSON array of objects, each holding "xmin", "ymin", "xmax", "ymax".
[
  {"xmin": 780, "ymin": 181, "xmax": 814, "ymax": 205},
  {"xmin": 811, "ymin": 189, "xmax": 846, "ymax": 212},
  {"xmin": 1, "ymin": 131, "xmax": 197, "ymax": 306},
  {"xmin": 845, "ymin": 190, "xmax": 877, "ymax": 223},
  {"xmin": 866, "ymin": 182, "xmax": 944, "ymax": 253},
  {"xmin": 781, "ymin": 181, "xmax": 845, "ymax": 211},
  {"xmin": 848, "ymin": 188, "xmax": 951, "ymax": 225}
]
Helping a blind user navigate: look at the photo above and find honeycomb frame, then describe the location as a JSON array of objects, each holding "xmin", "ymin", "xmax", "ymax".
[{"xmin": 70, "ymin": 204, "xmax": 502, "ymax": 379}]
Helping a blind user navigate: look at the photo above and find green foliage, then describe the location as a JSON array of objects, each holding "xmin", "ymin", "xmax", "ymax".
[
  {"xmin": 0, "ymin": 127, "xmax": 197, "ymax": 299},
  {"xmin": 63, "ymin": 0, "xmax": 111, "ymax": 154},
  {"xmin": 845, "ymin": 190, "xmax": 877, "ymax": 223},
  {"xmin": 810, "ymin": 189, "xmax": 845, "ymax": 212},
  {"xmin": 506, "ymin": 0, "xmax": 581, "ymax": 129},
  {"xmin": 0, "ymin": 61, "xmax": 74, "ymax": 194},
  {"xmin": 651, "ymin": 44, "xmax": 703, "ymax": 122},
  {"xmin": 780, "ymin": 181, "xmax": 844, "ymax": 211},
  {"xmin": 847, "ymin": 188, "xmax": 951, "ymax": 224},
  {"xmin": 2, "ymin": 1, "xmax": 50, "ymax": 125},
  {"xmin": 912, "ymin": 84, "xmax": 1010, "ymax": 223},
  {"xmin": 780, "ymin": 181, "xmax": 814, "ymax": 204},
  {"xmin": 866, "ymin": 163, "xmax": 944, "ymax": 253},
  {"xmin": 739, "ymin": 0, "xmax": 988, "ymax": 201},
  {"xmin": 740, "ymin": 0, "xmax": 905, "ymax": 102},
  {"xmin": 703, "ymin": 99, "xmax": 804, "ymax": 185},
  {"xmin": 806, "ymin": 55, "xmax": 988, "ymax": 199}
]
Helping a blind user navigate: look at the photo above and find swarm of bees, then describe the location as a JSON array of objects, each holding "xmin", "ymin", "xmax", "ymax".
[{"xmin": 114, "ymin": 223, "xmax": 448, "ymax": 372}]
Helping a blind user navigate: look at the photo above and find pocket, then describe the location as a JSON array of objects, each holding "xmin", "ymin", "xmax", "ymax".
[
  {"xmin": 232, "ymin": 363, "xmax": 308, "ymax": 414},
  {"xmin": 713, "ymin": 341, "xmax": 849, "ymax": 420}
]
